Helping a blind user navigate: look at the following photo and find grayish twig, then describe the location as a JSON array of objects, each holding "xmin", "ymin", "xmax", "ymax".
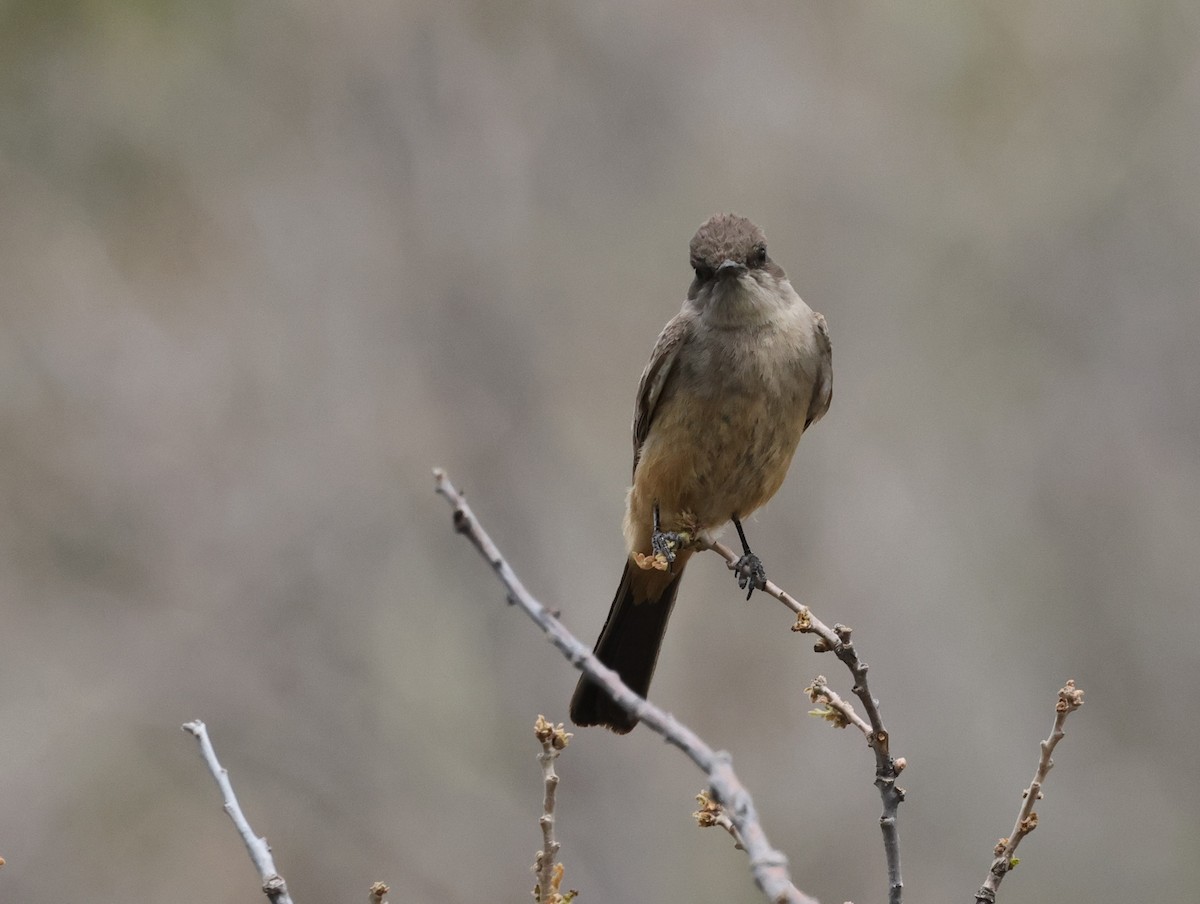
[
  {"xmin": 434, "ymin": 468, "xmax": 818, "ymax": 904},
  {"xmin": 182, "ymin": 720, "xmax": 295, "ymax": 904},
  {"xmin": 694, "ymin": 789, "xmax": 747, "ymax": 851},
  {"xmin": 975, "ymin": 680, "xmax": 1085, "ymax": 903},
  {"xmin": 533, "ymin": 715, "xmax": 573, "ymax": 903},
  {"xmin": 805, "ymin": 675, "xmax": 873, "ymax": 736},
  {"xmin": 702, "ymin": 538, "xmax": 906, "ymax": 904}
]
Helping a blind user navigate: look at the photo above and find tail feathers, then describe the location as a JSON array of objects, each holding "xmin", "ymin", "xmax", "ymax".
[{"xmin": 569, "ymin": 559, "xmax": 684, "ymax": 733}]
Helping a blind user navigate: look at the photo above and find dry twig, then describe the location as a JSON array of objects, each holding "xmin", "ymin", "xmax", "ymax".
[
  {"xmin": 182, "ymin": 720, "xmax": 295, "ymax": 904},
  {"xmin": 975, "ymin": 680, "xmax": 1085, "ymax": 903},
  {"xmin": 694, "ymin": 789, "xmax": 746, "ymax": 850},
  {"xmin": 533, "ymin": 715, "xmax": 575, "ymax": 904},
  {"xmin": 805, "ymin": 675, "xmax": 873, "ymax": 735}
]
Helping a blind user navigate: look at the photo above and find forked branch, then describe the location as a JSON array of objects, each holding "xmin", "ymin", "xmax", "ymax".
[{"xmin": 702, "ymin": 538, "xmax": 905, "ymax": 904}]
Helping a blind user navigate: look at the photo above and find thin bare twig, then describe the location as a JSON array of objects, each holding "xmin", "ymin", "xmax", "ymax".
[
  {"xmin": 434, "ymin": 469, "xmax": 818, "ymax": 904},
  {"xmin": 805, "ymin": 675, "xmax": 873, "ymax": 736},
  {"xmin": 182, "ymin": 720, "xmax": 294, "ymax": 904},
  {"xmin": 694, "ymin": 789, "xmax": 746, "ymax": 850},
  {"xmin": 702, "ymin": 538, "xmax": 906, "ymax": 904},
  {"xmin": 975, "ymin": 680, "xmax": 1085, "ymax": 903},
  {"xmin": 533, "ymin": 715, "xmax": 575, "ymax": 904}
]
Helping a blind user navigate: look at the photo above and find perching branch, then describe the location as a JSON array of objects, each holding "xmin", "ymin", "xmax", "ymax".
[
  {"xmin": 702, "ymin": 538, "xmax": 906, "ymax": 904},
  {"xmin": 433, "ymin": 468, "xmax": 818, "ymax": 904},
  {"xmin": 975, "ymin": 680, "xmax": 1085, "ymax": 903},
  {"xmin": 182, "ymin": 720, "xmax": 295, "ymax": 904}
]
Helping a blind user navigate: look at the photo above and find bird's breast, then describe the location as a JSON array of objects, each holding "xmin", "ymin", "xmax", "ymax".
[{"xmin": 624, "ymin": 323, "xmax": 815, "ymax": 552}]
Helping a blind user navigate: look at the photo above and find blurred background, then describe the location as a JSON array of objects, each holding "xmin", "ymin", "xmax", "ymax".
[{"xmin": 2, "ymin": 2, "xmax": 1198, "ymax": 902}]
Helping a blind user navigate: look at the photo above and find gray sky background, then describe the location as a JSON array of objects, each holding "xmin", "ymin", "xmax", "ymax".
[{"xmin": 2, "ymin": 3, "xmax": 1198, "ymax": 903}]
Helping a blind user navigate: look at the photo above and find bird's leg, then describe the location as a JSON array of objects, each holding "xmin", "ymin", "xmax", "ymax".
[
  {"xmin": 732, "ymin": 516, "xmax": 766, "ymax": 600},
  {"xmin": 648, "ymin": 502, "xmax": 692, "ymax": 572}
]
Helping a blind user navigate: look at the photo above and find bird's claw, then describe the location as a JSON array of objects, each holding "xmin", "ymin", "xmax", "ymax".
[
  {"xmin": 652, "ymin": 527, "xmax": 687, "ymax": 568},
  {"xmin": 650, "ymin": 501, "xmax": 692, "ymax": 571},
  {"xmin": 734, "ymin": 553, "xmax": 766, "ymax": 600}
]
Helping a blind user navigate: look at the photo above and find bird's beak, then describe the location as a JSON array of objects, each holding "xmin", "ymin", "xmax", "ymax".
[{"xmin": 716, "ymin": 259, "xmax": 746, "ymax": 278}]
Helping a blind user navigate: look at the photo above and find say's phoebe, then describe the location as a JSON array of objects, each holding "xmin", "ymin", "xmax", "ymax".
[{"xmin": 569, "ymin": 213, "xmax": 833, "ymax": 733}]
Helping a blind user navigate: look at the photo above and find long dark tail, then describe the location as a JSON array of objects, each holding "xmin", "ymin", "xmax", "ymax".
[{"xmin": 569, "ymin": 559, "xmax": 684, "ymax": 733}]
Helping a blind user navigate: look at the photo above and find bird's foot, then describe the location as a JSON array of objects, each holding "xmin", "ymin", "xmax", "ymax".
[
  {"xmin": 650, "ymin": 526, "xmax": 692, "ymax": 570},
  {"xmin": 637, "ymin": 502, "xmax": 694, "ymax": 572},
  {"xmin": 733, "ymin": 553, "xmax": 766, "ymax": 600}
]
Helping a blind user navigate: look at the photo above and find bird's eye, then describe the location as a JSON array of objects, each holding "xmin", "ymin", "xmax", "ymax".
[
  {"xmin": 750, "ymin": 245, "xmax": 767, "ymax": 267},
  {"xmin": 694, "ymin": 264, "xmax": 714, "ymax": 281}
]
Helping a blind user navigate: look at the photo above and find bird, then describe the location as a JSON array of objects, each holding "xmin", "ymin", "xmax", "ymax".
[{"xmin": 569, "ymin": 213, "xmax": 833, "ymax": 733}]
